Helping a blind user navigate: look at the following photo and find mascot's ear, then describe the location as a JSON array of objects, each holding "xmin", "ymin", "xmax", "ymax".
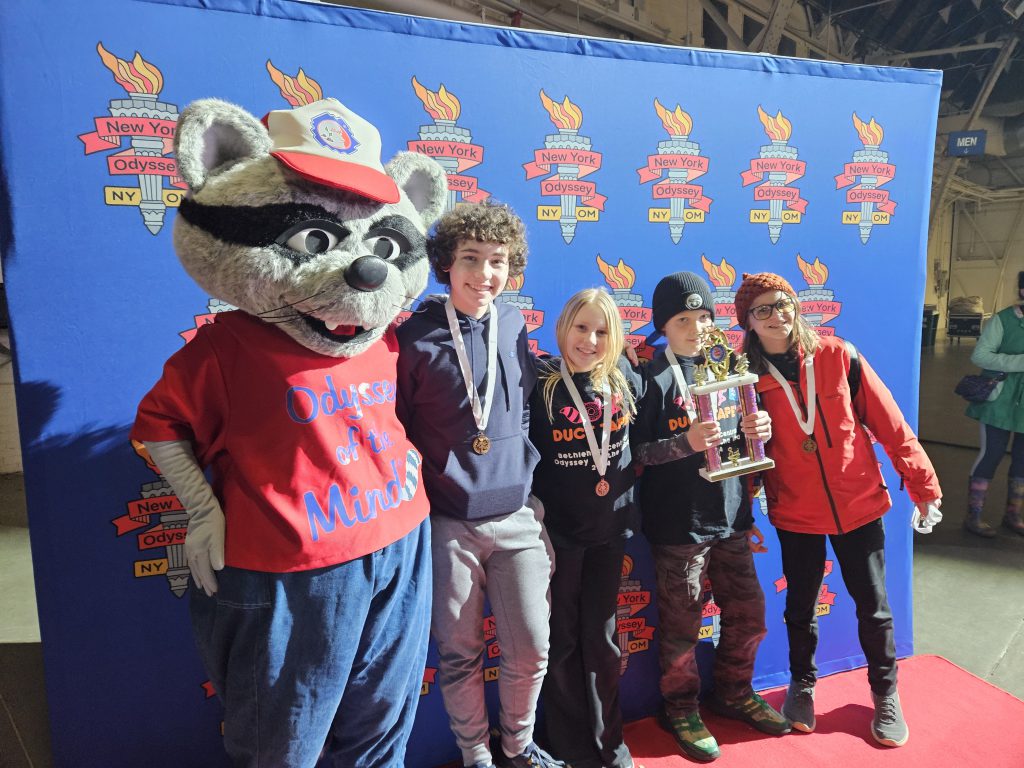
[
  {"xmin": 385, "ymin": 152, "xmax": 448, "ymax": 230},
  {"xmin": 174, "ymin": 99, "xmax": 273, "ymax": 193}
]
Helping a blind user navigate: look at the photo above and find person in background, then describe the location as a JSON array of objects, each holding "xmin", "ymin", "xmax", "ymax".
[
  {"xmin": 735, "ymin": 272, "xmax": 942, "ymax": 749},
  {"xmin": 963, "ymin": 270, "xmax": 1024, "ymax": 538},
  {"xmin": 632, "ymin": 271, "xmax": 788, "ymax": 764}
]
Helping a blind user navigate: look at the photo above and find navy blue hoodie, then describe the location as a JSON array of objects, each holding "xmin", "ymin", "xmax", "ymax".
[{"xmin": 396, "ymin": 295, "xmax": 540, "ymax": 520}]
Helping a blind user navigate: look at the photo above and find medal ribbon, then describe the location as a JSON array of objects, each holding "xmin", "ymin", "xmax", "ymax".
[
  {"xmin": 445, "ymin": 298, "xmax": 498, "ymax": 434},
  {"xmin": 559, "ymin": 361, "xmax": 612, "ymax": 478},
  {"xmin": 766, "ymin": 354, "xmax": 816, "ymax": 436},
  {"xmin": 664, "ymin": 347, "xmax": 699, "ymax": 422}
]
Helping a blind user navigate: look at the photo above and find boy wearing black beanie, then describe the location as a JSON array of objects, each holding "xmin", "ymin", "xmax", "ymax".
[{"xmin": 632, "ymin": 271, "xmax": 789, "ymax": 762}]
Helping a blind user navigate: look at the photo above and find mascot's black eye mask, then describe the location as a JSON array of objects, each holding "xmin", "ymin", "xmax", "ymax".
[{"xmin": 178, "ymin": 198, "xmax": 425, "ymax": 267}]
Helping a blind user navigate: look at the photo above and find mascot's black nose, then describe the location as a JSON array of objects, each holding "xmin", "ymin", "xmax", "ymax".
[{"xmin": 345, "ymin": 256, "xmax": 389, "ymax": 292}]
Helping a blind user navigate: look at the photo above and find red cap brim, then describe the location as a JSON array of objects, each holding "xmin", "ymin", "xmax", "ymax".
[{"xmin": 271, "ymin": 150, "xmax": 400, "ymax": 204}]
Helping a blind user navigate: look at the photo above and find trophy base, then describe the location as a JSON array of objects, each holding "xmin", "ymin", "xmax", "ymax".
[{"xmin": 700, "ymin": 457, "xmax": 776, "ymax": 483}]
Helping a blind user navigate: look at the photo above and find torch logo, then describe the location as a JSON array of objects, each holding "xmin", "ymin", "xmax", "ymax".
[
  {"xmin": 180, "ymin": 298, "xmax": 237, "ymax": 343},
  {"xmin": 775, "ymin": 561, "xmax": 838, "ymax": 619},
  {"xmin": 78, "ymin": 43, "xmax": 185, "ymax": 235},
  {"xmin": 595, "ymin": 255, "xmax": 652, "ymax": 355},
  {"xmin": 638, "ymin": 100, "xmax": 712, "ymax": 243},
  {"xmin": 617, "ymin": 555, "xmax": 655, "ymax": 675},
  {"xmin": 700, "ymin": 255, "xmax": 742, "ymax": 348},
  {"xmin": 421, "ymin": 667, "xmax": 438, "ymax": 696},
  {"xmin": 483, "ymin": 614, "xmax": 503, "ymax": 684},
  {"xmin": 741, "ymin": 107, "xmax": 807, "ymax": 244},
  {"xmin": 407, "ymin": 78, "xmax": 489, "ymax": 212},
  {"xmin": 699, "ymin": 578, "xmax": 722, "ymax": 645},
  {"xmin": 496, "ymin": 273, "xmax": 546, "ymax": 354},
  {"xmin": 836, "ymin": 114, "xmax": 896, "ymax": 244},
  {"xmin": 113, "ymin": 442, "xmax": 191, "ymax": 597},
  {"xmin": 266, "ymin": 60, "xmax": 323, "ymax": 106},
  {"xmin": 524, "ymin": 91, "xmax": 605, "ymax": 244},
  {"xmin": 795, "ymin": 255, "xmax": 842, "ymax": 336}
]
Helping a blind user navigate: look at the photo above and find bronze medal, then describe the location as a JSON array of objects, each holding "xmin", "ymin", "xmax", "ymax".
[
  {"xmin": 472, "ymin": 434, "xmax": 491, "ymax": 455},
  {"xmin": 595, "ymin": 478, "xmax": 610, "ymax": 497},
  {"xmin": 802, "ymin": 437, "xmax": 817, "ymax": 452}
]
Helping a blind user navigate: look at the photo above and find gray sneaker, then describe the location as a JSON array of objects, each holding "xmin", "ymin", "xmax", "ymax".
[
  {"xmin": 782, "ymin": 683, "xmax": 816, "ymax": 733},
  {"xmin": 871, "ymin": 690, "xmax": 909, "ymax": 747}
]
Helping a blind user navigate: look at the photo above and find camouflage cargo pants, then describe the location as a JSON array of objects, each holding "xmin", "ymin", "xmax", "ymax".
[{"xmin": 652, "ymin": 531, "xmax": 767, "ymax": 717}]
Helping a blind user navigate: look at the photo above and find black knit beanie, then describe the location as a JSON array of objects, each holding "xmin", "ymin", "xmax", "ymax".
[{"xmin": 648, "ymin": 271, "xmax": 715, "ymax": 342}]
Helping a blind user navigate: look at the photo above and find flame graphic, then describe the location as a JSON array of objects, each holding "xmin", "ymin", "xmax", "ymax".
[
  {"xmin": 96, "ymin": 42, "xmax": 163, "ymax": 94},
  {"xmin": 131, "ymin": 439, "xmax": 160, "ymax": 475},
  {"xmin": 621, "ymin": 554, "xmax": 634, "ymax": 578},
  {"xmin": 701, "ymin": 255, "xmax": 737, "ymax": 288},
  {"xmin": 796, "ymin": 254, "xmax": 829, "ymax": 285},
  {"xmin": 596, "ymin": 254, "xmax": 636, "ymax": 290},
  {"xmin": 540, "ymin": 90, "xmax": 583, "ymax": 130},
  {"xmin": 266, "ymin": 60, "xmax": 323, "ymax": 106},
  {"xmin": 505, "ymin": 272, "xmax": 524, "ymax": 291},
  {"xmin": 757, "ymin": 106, "xmax": 792, "ymax": 142},
  {"xmin": 654, "ymin": 99, "xmax": 692, "ymax": 136},
  {"xmin": 411, "ymin": 77, "xmax": 461, "ymax": 121},
  {"xmin": 852, "ymin": 113, "xmax": 884, "ymax": 146}
]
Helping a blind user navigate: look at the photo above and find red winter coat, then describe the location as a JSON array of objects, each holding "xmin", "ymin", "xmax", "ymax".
[{"xmin": 755, "ymin": 336, "xmax": 941, "ymax": 535}]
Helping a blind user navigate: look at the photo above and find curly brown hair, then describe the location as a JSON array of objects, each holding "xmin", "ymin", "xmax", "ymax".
[{"xmin": 427, "ymin": 202, "xmax": 528, "ymax": 285}]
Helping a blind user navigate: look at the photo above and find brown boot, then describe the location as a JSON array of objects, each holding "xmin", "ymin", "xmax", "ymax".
[
  {"xmin": 1003, "ymin": 477, "xmax": 1024, "ymax": 536},
  {"xmin": 965, "ymin": 477, "xmax": 997, "ymax": 538}
]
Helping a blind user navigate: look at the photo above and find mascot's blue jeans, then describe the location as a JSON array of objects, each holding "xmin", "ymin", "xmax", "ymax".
[{"xmin": 189, "ymin": 519, "xmax": 431, "ymax": 768}]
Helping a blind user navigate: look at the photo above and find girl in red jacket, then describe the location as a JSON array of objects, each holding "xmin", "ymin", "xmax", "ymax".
[{"xmin": 735, "ymin": 272, "xmax": 942, "ymax": 749}]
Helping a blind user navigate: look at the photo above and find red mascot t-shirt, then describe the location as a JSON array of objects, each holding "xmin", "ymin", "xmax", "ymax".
[{"xmin": 131, "ymin": 311, "xmax": 429, "ymax": 573}]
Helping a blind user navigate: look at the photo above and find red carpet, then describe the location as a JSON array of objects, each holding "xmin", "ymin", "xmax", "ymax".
[{"xmin": 624, "ymin": 655, "xmax": 1024, "ymax": 767}]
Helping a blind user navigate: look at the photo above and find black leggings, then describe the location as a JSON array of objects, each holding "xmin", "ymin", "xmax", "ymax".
[{"xmin": 970, "ymin": 423, "xmax": 1024, "ymax": 480}]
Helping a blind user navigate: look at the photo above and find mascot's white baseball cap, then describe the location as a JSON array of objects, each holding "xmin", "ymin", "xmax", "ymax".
[{"xmin": 262, "ymin": 98, "xmax": 401, "ymax": 204}]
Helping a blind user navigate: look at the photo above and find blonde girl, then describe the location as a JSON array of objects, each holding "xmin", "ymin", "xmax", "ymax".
[{"xmin": 529, "ymin": 287, "xmax": 641, "ymax": 768}]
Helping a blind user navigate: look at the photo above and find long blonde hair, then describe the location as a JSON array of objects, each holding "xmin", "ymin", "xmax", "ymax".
[
  {"xmin": 742, "ymin": 293, "xmax": 820, "ymax": 373},
  {"xmin": 540, "ymin": 287, "xmax": 637, "ymax": 422}
]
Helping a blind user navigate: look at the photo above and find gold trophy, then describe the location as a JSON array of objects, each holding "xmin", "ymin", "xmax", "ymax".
[{"xmin": 690, "ymin": 328, "xmax": 775, "ymax": 482}]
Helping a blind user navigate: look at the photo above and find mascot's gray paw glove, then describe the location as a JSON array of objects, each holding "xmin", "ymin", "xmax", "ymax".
[{"xmin": 143, "ymin": 440, "xmax": 225, "ymax": 596}]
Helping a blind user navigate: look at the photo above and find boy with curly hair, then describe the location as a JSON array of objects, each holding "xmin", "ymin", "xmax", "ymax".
[{"xmin": 397, "ymin": 203, "xmax": 563, "ymax": 768}]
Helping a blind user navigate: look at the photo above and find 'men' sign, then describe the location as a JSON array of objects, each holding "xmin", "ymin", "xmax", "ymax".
[{"xmin": 948, "ymin": 130, "xmax": 986, "ymax": 157}]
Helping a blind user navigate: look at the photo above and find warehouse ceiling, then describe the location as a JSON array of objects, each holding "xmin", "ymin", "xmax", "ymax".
[
  {"xmin": 811, "ymin": 0, "xmax": 1024, "ymax": 193},
  {"xmin": 823, "ymin": 0, "xmax": 1021, "ymax": 111}
]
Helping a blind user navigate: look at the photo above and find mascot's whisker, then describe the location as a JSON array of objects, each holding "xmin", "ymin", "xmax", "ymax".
[{"xmin": 256, "ymin": 289, "xmax": 329, "ymax": 318}]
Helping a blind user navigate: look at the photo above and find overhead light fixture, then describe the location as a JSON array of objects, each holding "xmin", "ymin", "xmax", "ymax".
[{"xmin": 1004, "ymin": 0, "xmax": 1024, "ymax": 19}]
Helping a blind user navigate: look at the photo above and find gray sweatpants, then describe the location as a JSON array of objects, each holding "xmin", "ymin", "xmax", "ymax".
[{"xmin": 430, "ymin": 501, "xmax": 555, "ymax": 767}]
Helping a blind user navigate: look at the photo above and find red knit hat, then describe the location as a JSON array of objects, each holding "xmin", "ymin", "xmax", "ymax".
[{"xmin": 734, "ymin": 272, "xmax": 798, "ymax": 329}]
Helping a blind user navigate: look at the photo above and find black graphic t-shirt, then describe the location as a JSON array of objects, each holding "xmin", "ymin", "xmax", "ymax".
[
  {"xmin": 529, "ymin": 356, "xmax": 643, "ymax": 548},
  {"xmin": 632, "ymin": 351, "xmax": 751, "ymax": 545}
]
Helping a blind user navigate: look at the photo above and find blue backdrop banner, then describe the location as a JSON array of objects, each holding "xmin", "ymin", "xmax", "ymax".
[{"xmin": 0, "ymin": 1, "xmax": 939, "ymax": 765}]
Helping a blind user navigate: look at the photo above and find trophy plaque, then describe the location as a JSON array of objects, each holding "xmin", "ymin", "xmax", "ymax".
[{"xmin": 689, "ymin": 328, "xmax": 776, "ymax": 482}]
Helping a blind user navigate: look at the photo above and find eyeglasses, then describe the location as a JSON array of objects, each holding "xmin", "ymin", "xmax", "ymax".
[{"xmin": 748, "ymin": 297, "xmax": 796, "ymax": 320}]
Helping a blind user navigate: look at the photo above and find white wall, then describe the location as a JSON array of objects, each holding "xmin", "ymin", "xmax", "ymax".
[{"xmin": 948, "ymin": 200, "xmax": 1024, "ymax": 314}]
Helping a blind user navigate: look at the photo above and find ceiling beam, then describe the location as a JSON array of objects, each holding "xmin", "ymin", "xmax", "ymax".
[
  {"xmin": 753, "ymin": 0, "xmax": 798, "ymax": 53},
  {"xmin": 698, "ymin": 0, "xmax": 746, "ymax": 51},
  {"xmin": 868, "ymin": 41, "xmax": 1005, "ymax": 65},
  {"xmin": 930, "ymin": 34, "xmax": 1021, "ymax": 233}
]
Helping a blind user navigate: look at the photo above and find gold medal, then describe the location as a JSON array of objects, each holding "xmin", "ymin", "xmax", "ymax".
[
  {"xmin": 472, "ymin": 434, "xmax": 491, "ymax": 455},
  {"xmin": 802, "ymin": 437, "xmax": 817, "ymax": 452},
  {"xmin": 595, "ymin": 478, "xmax": 610, "ymax": 496}
]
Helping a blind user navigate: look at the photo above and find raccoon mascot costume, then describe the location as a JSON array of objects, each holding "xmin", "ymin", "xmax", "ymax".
[{"xmin": 132, "ymin": 97, "xmax": 446, "ymax": 766}]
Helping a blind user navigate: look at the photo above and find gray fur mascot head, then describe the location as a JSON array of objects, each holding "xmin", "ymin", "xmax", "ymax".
[{"xmin": 173, "ymin": 97, "xmax": 447, "ymax": 357}]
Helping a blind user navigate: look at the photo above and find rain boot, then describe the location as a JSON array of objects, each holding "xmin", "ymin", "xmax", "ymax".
[
  {"xmin": 964, "ymin": 476, "xmax": 997, "ymax": 538},
  {"xmin": 1002, "ymin": 477, "xmax": 1024, "ymax": 535}
]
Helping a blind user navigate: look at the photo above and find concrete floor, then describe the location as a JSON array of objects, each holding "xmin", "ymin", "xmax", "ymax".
[{"xmin": 0, "ymin": 337, "xmax": 1022, "ymax": 767}]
